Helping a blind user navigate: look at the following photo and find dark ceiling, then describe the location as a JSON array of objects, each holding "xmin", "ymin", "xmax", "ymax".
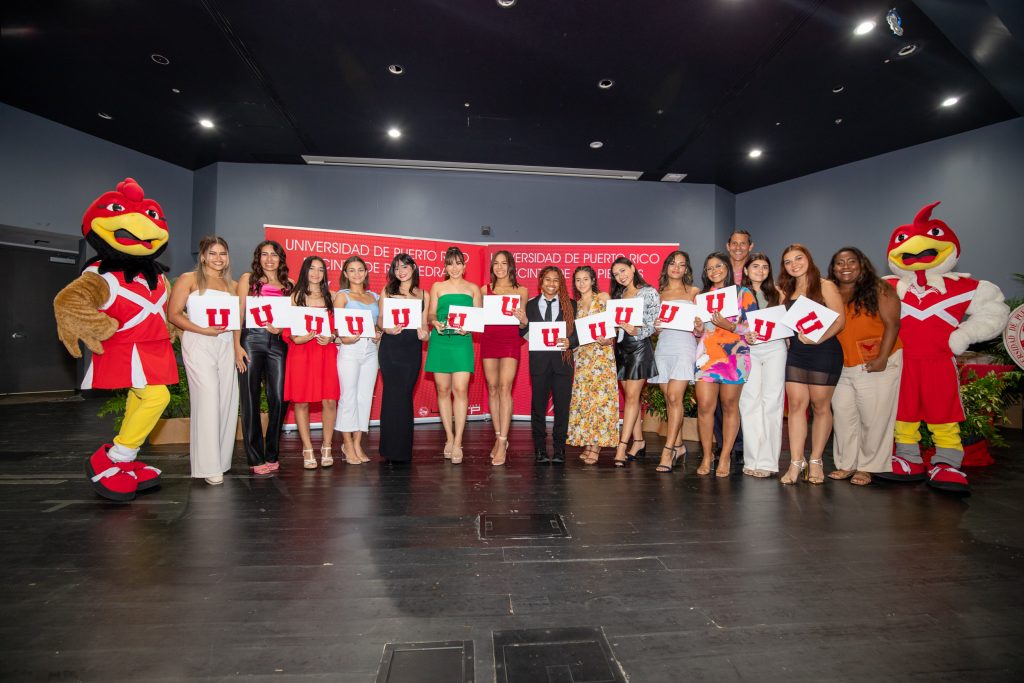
[{"xmin": 3, "ymin": 0, "xmax": 1021, "ymax": 192}]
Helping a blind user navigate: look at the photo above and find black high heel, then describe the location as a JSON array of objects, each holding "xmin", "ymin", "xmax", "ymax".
[
  {"xmin": 656, "ymin": 446, "xmax": 679, "ymax": 474},
  {"xmin": 614, "ymin": 440, "xmax": 629, "ymax": 467},
  {"xmin": 627, "ymin": 439, "xmax": 647, "ymax": 461}
]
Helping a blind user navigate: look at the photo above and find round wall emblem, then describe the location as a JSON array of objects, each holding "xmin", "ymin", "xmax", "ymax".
[{"xmin": 1004, "ymin": 303, "xmax": 1024, "ymax": 370}]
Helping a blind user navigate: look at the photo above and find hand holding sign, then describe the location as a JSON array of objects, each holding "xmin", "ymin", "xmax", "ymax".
[
  {"xmin": 657, "ymin": 300, "xmax": 697, "ymax": 332},
  {"xmin": 609, "ymin": 298, "xmax": 645, "ymax": 335},
  {"xmin": 445, "ymin": 305, "xmax": 485, "ymax": 333},
  {"xmin": 744, "ymin": 305, "xmax": 794, "ymax": 344},
  {"xmin": 483, "ymin": 294, "xmax": 523, "ymax": 326},
  {"xmin": 244, "ymin": 296, "xmax": 290, "ymax": 330},
  {"xmin": 694, "ymin": 285, "xmax": 739, "ymax": 322},
  {"xmin": 288, "ymin": 306, "xmax": 330, "ymax": 338},
  {"xmin": 381, "ymin": 297, "xmax": 423, "ymax": 331},
  {"xmin": 529, "ymin": 322, "xmax": 568, "ymax": 351},
  {"xmin": 186, "ymin": 293, "xmax": 241, "ymax": 331},
  {"xmin": 335, "ymin": 308, "xmax": 376, "ymax": 339},
  {"xmin": 779, "ymin": 296, "xmax": 840, "ymax": 344},
  {"xmin": 575, "ymin": 311, "xmax": 616, "ymax": 345}
]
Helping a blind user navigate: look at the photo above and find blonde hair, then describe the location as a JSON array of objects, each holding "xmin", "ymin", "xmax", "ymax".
[{"xmin": 194, "ymin": 235, "xmax": 233, "ymax": 293}]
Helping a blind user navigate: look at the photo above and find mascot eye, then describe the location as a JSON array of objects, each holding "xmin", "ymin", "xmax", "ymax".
[
  {"xmin": 894, "ymin": 233, "xmax": 908, "ymax": 243},
  {"xmin": 104, "ymin": 202, "xmax": 125, "ymax": 212},
  {"xmin": 145, "ymin": 209, "xmax": 162, "ymax": 220},
  {"xmin": 927, "ymin": 227, "xmax": 944, "ymax": 237}
]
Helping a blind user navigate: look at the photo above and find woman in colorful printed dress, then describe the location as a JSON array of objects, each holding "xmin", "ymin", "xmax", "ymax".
[
  {"xmin": 692, "ymin": 252, "xmax": 757, "ymax": 477},
  {"xmin": 566, "ymin": 265, "xmax": 619, "ymax": 465}
]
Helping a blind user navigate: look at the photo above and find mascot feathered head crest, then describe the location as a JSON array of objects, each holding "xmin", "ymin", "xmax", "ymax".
[
  {"xmin": 887, "ymin": 201, "xmax": 961, "ymax": 283},
  {"xmin": 81, "ymin": 177, "xmax": 169, "ymax": 288}
]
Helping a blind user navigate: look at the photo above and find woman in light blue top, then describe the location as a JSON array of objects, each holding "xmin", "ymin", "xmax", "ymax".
[{"xmin": 333, "ymin": 256, "xmax": 382, "ymax": 465}]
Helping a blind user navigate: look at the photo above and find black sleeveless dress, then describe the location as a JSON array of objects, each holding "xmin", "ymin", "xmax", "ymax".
[
  {"xmin": 378, "ymin": 328, "xmax": 423, "ymax": 462},
  {"xmin": 784, "ymin": 297, "xmax": 843, "ymax": 386}
]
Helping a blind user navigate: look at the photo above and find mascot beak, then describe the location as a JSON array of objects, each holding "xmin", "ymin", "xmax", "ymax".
[
  {"xmin": 887, "ymin": 234, "xmax": 957, "ymax": 271},
  {"xmin": 89, "ymin": 212, "xmax": 169, "ymax": 256}
]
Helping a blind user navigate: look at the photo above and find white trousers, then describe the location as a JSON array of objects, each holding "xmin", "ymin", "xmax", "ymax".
[
  {"xmin": 336, "ymin": 338, "xmax": 379, "ymax": 432},
  {"xmin": 182, "ymin": 331, "xmax": 239, "ymax": 478},
  {"xmin": 738, "ymin": 340, "xmax": 787, "ymax": 472},
  {"xmin": 831, "ymin": 349, "xmax": 902, "ymax": 473}
]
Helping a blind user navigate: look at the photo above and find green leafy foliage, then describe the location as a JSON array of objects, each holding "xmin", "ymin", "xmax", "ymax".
[
  {"xmin": 918, "ymin": 369, "xmax": 1023, "ymax": 449},
  {"xmin": 641, "ymin": 383, "xmax": 697, "ymax": 421}
]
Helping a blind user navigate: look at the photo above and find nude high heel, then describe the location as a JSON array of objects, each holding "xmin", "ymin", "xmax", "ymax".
[{"xmin": 302, "ymin": 449, "xmax": 318, "ymax": 470}]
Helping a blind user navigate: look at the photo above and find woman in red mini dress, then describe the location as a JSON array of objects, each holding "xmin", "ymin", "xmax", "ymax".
[
  {"xmin": 481, "ymin": 250, "xmax": 528, "ymax": 466},
  {"xmin": 282, "ymin": 256, "xmax": 340, "ymax": 470}
]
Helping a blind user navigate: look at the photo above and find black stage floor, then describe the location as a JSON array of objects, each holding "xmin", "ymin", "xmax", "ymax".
[{"xmin": 2, "ymin": 397, "xmax": 1023, "ymax": 682}]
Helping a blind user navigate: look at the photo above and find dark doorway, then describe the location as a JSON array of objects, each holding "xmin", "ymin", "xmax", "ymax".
[{"xmin": 0, "ymin": 243, "xmax": 79, "ymax": 394}]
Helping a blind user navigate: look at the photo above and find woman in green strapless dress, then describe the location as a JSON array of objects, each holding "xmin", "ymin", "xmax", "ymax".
[{"xmin": 427, "ymin": 247, "xmax": 482, "ymax": 464}]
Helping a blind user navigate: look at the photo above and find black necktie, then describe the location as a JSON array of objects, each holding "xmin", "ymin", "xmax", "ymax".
[{"xmin": 544, "ymin": 299, "xmax": 553, "ymax": 322}]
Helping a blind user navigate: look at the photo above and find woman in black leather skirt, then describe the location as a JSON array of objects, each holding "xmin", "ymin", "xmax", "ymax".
[{"xmin": 234, "ymin": 240, "xmax": 293, "ymax": 476}]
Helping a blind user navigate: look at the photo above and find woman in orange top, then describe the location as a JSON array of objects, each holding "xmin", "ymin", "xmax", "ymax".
[{"xmin": 827, "ymin": 247, "xmax": 902, "ymax": 486}]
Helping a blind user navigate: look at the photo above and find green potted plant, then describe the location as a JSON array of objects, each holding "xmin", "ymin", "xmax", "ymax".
[{"xmin": 640, "ymin": 383, "xmax": 699, "ymax": 441}]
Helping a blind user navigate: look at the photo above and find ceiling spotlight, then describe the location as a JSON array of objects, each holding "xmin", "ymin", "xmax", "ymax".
[
  {"xmin": 171, "ymin": 88, "xmax": 181, "ymax": 94},
  {"xmin": 589, "ymin": 141, "xmax": 604, "ymax": 149},
  {"xmin": 464, "ymin": 102, "xmax": 470, "ymax": 108},
  {"xmin": 656, "ymin": 109, "xmax": 664, "ymax": 115},
  {"xmin": 832, "ymin": 85, "xmax": 845, "ymax": 94},
  {"xmin": 97, "ymin": 112, "xmax": 113, "ymax": 120},
  {"xmin": 854, "ymin": 20, "xmax": 875, "ymax": 36},
  {"xmin": 941, "ymin": 96, "xmax": 959, "ymax": 107},
  {"xmin": 598, "ymin": 78, "xmax": 614, "ymax": 90},
  {"xmin": 775, "ymin": 121, "xmax": 781, "ymax": 126},
  {"xmin": 387, "ymin": 127, "xmax": 402, "ymax": 138},
  {"xmin": 150, "ymin": 53, "xmax": 170, "ymax": 65},
  {"xmin": 199, "ymin": 119, "xmax": 215, "ymax": 129},
  {"xmin": 497, "ymin": 0, "xmax": 517, "ymax": 6},
  {"xmin": 897, "ymin": 43, "xmax": 918, "ymax": 57},
  {"xmin": 835, "ymin": 118, "xmax": 843, "ymax": 124},
  {"xmin": 748, "ymin": 148, "xmax": 763, "ymax": 159},
  {"xmin": 388, "ymin": 64, "xmax": 404, "ymax": 75}
]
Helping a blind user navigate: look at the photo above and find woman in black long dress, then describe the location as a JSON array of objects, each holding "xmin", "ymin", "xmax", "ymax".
[{"xmin": 377, "ymin": 253, "xmax": 430, "ymax": 463}]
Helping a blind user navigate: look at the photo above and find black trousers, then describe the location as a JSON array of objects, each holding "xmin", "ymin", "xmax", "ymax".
[
  {"xmin": 531, "ymin": 370, "xmax": 573, "ymax": 451},
  {"xmin": 238, "ymin": 328, "xmax": 287, "ymax": 466}
]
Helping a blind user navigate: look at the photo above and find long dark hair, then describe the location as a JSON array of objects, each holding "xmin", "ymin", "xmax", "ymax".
[
  {"xmin": 443, "ymin": 246, "xmax": 466, "ymax": 281},
  {"xmin": 777, "ymin": 243, "xmax": 824, "ymax": 304},
  {"xmin": 385, "ymin": 253, "xmax": 420, "ymax": 296},
  {"xmin": 248, "ymin": 240, "xmax": 293, "ymax": 295},
  {"xmin": 743, "ymin": 252, "xmax": 781, "ymax": 307},
  {"xmin": 338, "ymin": 255, "xmax": 370, "ymax": 291},
  {"xmin": 489, "ymin": 249, "xmax": 519, "ymax": 289},
  {"xmin": 610, "ymin": 256, "xmax": 649, "ymax": 299},
  {"xmin": 828, "ymin": 246, "xmax": 881, "ymax": 316},
  {"xmin": 538, "ymin": 266, "xmax": 574, "ymax": 365},
  {"xmin": 292, "ymin": 256, "xmax": 333, "ymax": 312},
  {"xmin": 571, "ymin": 265, "xmax": 600, "ymax": 300},
  {"xmin": 658, "ymin": 250, "xmax": 693, "ymax": 291},
  {"xmin": 699, "ymin": 251, "xmax": 731, "ymax": 293}
]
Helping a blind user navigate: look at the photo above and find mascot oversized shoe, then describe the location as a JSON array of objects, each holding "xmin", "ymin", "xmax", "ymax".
[
  {"xmin": 119, "ymin": 460, "xmax": 162, "ymax": 491},
  {"xmin": 875, "ymin": 454, "xmax": 927, "ymax": 482},
  {"xmin": 927, "ymin": 463, "xmax": 970, "ymax": 494},
  {"xmin": 84, "ymin": 444, "xmax": 139, "ymax": 502}
]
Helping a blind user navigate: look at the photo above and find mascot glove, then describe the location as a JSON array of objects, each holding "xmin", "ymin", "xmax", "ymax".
[{"xmin": 948, "ymin": 329, "xmax": 971, "ymax": 356}]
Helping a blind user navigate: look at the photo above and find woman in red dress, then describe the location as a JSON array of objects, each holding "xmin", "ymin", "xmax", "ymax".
[
  {"xmin": 480, "ymin": 250, "xmax": 528, "ymax": 466},
  {"xmin": 282, "ymin": 256, "xmax": 340, "ymax": 470}
]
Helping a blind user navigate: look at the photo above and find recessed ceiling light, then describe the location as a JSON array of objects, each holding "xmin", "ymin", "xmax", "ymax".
[
  {"xmin": 832, "ymin": 85, "xmax": 845, "ymax": 93},
  {"xmin": 97, "ymin": 112, "xmax": 113, "ymax": 120},
  {"xmin": 656, "ymin": 109, "xmax": 664, "ymax": 115},
  {"xmin": 598, "ymin": 78, "xmax": 614, "ymax": 90},
  {"xmin": 497, "ymin": 0, "xmax": 516, "ymax": 7},
  {"xmin": 835, "ymin": 118, "xmax": 843, "ymax": 124},
  {"xmin": 661, "ymin": 173, "xmax": 687, "ymax": 182},
  {"xmin": 464, "ymin": 102, "xmax": 470, "ymax": 108},
  {"xmin": 897, "ymin": 43, "xmax": 918, "ymax": 57},
  {"xmin": 388, "ymin": 64, "xmax": 404, "ymax": 75},
  {"xmin": 748, "ymin": 148, "xmax": 763, "ymax": 159},
  {"xmin": 199, "ymin": 119, "xmax": 215, "ymax": 129},
  {"xmin": 387, "ymin": 127, "xmax": 402, "ymax": 139},
  {"xmin": 589, "ymin": 141, "xmax": 604, "ymax": 149},
  {"xmin": 854, "ymin": 20, "xmax": 875, "ymax": 36},
  {"xmin": 941, "ymin": 96, "xmax": 960, "ymax": 107},
  {"xmin": 171, "ymin": 88, "xmax": 181, "ymax": 94},
  {"xmin": 150, "ymin": 53, "xmax": 170, "ymax": 66},
  {"xmin": 775, "ymin": 121, "xmax": 781, "ymax": 126}
]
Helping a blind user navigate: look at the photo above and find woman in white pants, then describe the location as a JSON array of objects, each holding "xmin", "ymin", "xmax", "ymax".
[
  {"xmin": 168, "ymin": 236, "xmax": 239, "ymax": 486},
  {"xmin": 738, "ymin": 253, "xmax": 787, "ymax": 478},
  {"xmin": 827, "ymin": 247, "xmax": 902, "ymax": 486},
  {"xmin": 333, "ymin": 256, "xmax": 381, "ymax": 464}
]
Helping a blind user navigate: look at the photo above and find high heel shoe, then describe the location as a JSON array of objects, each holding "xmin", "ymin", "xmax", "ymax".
[
  {"xmin": 627, "ymin": 439, "xmax": 647, "ymax": 461},
  {"xmin": 806, "ymin": 458, "xmax": 825, "ymax": 485},
  {"xmin": 582, "ymin": 447, "xmax": 600, "ymax": 465},
  {"xmin": 614, "ymin": 440, "xmax": 629, "ymax": 467},
  {"xmin": 302, "ymin": 449, "xmax": 317, "ymax": 470},
  {"xmin": 451, "ymin": 445, "xmax": 464, "ymax": 464},
  {"xmin": 656, "ymin": 446, "xmax": 679, "ymax": 473},
  {"xmin": 442, "ymin": 441, "xmax": 453, "ymax": 460},
  {"xmin": 715, "ymin": 451, "xmax": 732, "ymax": 478},
  {"xmin": 320, "ymin": 444, "xmax": 334, "ymax": 468},
  {"xmin": 342, "ymin": 444, "xmax": 362, "ymax": 465},
  {"xmin": 781, "ymin": 459, "xmax": 807, "ymax": 485},
  {"xmin": 491, "ymin": 436, "xmax": 508, "ymax": 467}
]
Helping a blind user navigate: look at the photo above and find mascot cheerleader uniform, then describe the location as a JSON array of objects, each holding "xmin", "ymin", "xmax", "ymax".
[
  {"xmin": 880, "ymin": 202, "xmax": 1009, "ymax": 493},
  {"xmin": 54, "ymin": 178, "xmax": 178, "ymax": 502}
]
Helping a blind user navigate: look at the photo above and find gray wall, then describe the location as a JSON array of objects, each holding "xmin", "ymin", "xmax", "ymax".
[
  {"xmin": 736, "ymin": 117, "xmax": 1024, "ymax": 297},
  {"xmin": 0, "ymin": 103, "xmax": 194, "ymax": 272},
  {"xmin": 196, "ymin": 162, "xmax": 724, "ymax": 266}
]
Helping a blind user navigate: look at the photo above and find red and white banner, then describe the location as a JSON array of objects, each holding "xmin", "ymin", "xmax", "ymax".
[{"xmin": 265, "ymin": 224, "xmax": 679, "ymax": 425}]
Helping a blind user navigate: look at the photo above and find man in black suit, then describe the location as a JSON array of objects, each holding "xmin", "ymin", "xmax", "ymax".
[{"xmin": 520, "ymin": 267, "xmax": 577, "ymax": 464}]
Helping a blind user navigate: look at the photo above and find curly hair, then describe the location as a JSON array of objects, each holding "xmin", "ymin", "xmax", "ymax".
[
  {"xmin": 610, "ymin": 256, "xmax": 649, "ymax": 299},
  {"xmin": 247, "ymin": 240, "xmax": 293, "ymax": 295},
  {"xmin": 777, "ymin": 244, "xmax": 824, "ymax": 304},
  {"xmin": 828, "ymin": 246, "xmax": 882, "ymax": 316},
  {"xmin": 571, "ymin": 265, "xmax": 600, "ymax": 300},
  {"xmin": 538, "ymin": 266, "xmax": 575, "ymax": 365},
  {"xmin": 658, "ymin": 250, "xmax": 694, "ymax": 291}
]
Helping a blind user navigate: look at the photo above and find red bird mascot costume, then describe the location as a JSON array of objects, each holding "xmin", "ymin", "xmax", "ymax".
[
  {"xmin": 54, "ymin": 178, "xmax": 178, "ymax": 502},
  {"xmin": 881, "ymin": 202, "xmax": 1009, "ymax": 493}
]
